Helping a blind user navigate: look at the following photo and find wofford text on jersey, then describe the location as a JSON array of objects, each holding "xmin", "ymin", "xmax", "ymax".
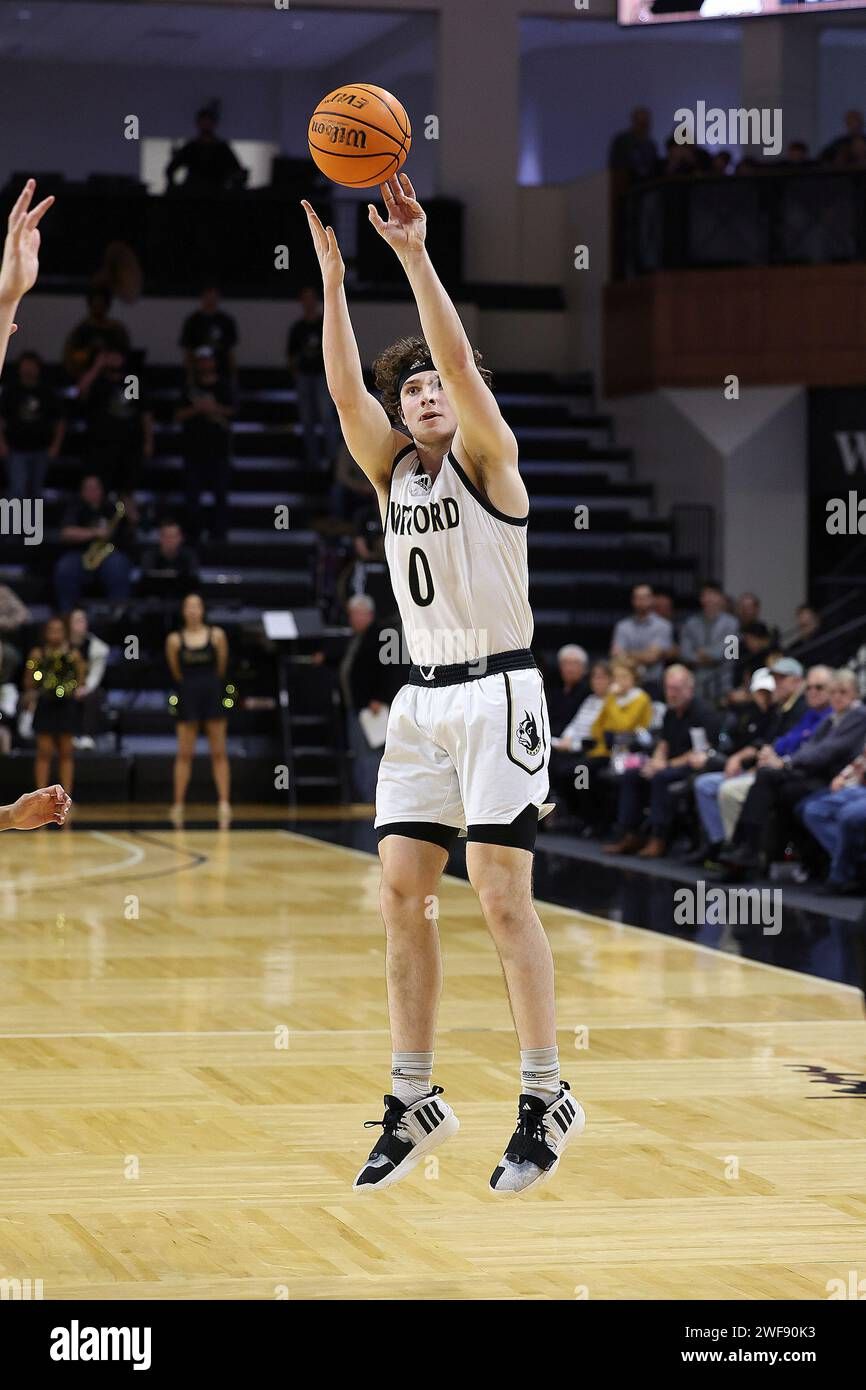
[{"xmin": 389, "ymin": 497, "xmax": 460, "ymax": 536}]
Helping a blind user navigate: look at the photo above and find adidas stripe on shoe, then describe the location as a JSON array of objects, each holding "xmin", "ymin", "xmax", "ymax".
[
  {"xmin": 489, "ymin": 1081, "xmax": 585, "ymax": 1197},
  {"xmin": 353, "ymin": 1085, "xmax": 459, "ymax": 1193}
]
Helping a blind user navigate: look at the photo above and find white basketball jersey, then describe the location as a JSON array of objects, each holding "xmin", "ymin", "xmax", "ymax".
[{"xmin": 383, "ymin": 443, "xmax": 533, "ymax": 666}]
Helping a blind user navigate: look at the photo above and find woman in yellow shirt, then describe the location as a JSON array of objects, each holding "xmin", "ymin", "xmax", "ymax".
[{"xmin": 586, "ymin": 657, "xmax": 653, "ymax": 759}]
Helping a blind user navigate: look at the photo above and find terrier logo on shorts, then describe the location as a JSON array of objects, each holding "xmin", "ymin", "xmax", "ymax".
[{"xmin": 516, "ymin": 709, "xmax": 541, "ymax": 757}]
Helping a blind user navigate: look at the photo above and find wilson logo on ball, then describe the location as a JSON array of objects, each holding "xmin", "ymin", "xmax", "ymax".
[{"xmin": 309, "ymin": 120, "xmax": 368, "ymax": 150}]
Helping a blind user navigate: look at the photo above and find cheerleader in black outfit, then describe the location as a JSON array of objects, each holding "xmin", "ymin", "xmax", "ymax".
[
  {"xmin": 165, "ymin": 592, "xmax": 231, "ymax": 827},
  {"xmin": 23, "ymin": 616, "xmax": 87, "ymax": 802}
]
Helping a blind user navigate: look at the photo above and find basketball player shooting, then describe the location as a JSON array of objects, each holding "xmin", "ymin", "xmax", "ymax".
[{"xmin": 302, "ymin": 173, "xmax": 585, "ymax": 1196}]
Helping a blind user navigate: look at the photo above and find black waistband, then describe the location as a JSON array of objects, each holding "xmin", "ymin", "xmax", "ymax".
[{"xmin": 408, "ymin": 648, "xmax": 536, "ymax": 687}]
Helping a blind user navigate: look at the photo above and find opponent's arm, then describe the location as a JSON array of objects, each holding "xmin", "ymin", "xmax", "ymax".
[
  {"xmin": 0, "ymin": 181, "xmax": 55, "ymax": 379},
  {"xmin": 301, "ymin": 201, "xmax": 401, "ymax": 493},
  {"xmin": 369, "ymin": 175, "xmax": 522, "ymax": 500},
  {"xmin": 0, "ymin": 785, "xmax": 71, "ymax": 830}
]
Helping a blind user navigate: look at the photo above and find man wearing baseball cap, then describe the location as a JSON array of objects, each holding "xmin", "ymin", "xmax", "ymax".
[
  {"xmin": 721, "ymin": 667, "xmax": 866, "ymax": 874},
  {"xmin": 693, "ymin": 662, "xmax": 832, "ymax": 863},
  {"xmin": 691, "ymin": 667, "xmax": 778, "ymax": 864}
]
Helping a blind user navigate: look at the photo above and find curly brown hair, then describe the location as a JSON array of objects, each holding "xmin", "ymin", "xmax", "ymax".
[{"xmin": 372, "ymin": 335, "xmax": 493, "ymax": 423}]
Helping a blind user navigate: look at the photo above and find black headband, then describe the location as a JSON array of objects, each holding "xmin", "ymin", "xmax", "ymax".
[{"xmin": 397, "ymin": 356, "xmax": 436, "ymax": 397}]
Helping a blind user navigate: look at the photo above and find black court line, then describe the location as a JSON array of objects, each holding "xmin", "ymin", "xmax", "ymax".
[{"xmin": 0, "ymin": 828, "xmax": 210, "ymax": 891}]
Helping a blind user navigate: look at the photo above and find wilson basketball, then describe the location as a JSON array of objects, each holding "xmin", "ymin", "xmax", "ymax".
[{"xmin": 308, "ymin": 83, "xmax": 411, "ymax": 188}]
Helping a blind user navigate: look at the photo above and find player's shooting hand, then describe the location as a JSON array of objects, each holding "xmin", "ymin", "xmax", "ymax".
[
  {"xmin": 368, "ymin": 173, "xmax": 425, "ymax": 259},
  {"xmin": 0, "ymin": 180, "xmax": 54, "ymax": 308},
  {"xmin": 300, "ymin": 200, "xmax": 345, "ymax": 289}
]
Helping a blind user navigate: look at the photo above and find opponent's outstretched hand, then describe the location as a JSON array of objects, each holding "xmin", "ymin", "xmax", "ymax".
[
  {"xmin": 368, "ymin": 173, "xmax": 426, "ymax": 259},
  {"xmin": 0, "ymin": 179, "xmax": 54, "ymax": 309},
  {"xmin": 300, "ymin": 200, "xmax": 345, "ymax": 289},
  {"xmin": 9, "ymin": 785, "xmax": 71, "ymax": 830}
]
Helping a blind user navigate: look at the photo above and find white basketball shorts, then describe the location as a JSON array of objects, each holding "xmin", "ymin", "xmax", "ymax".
[{"xmin": 374, "ymin": 662, "xmax": 552, "ymax": 843}]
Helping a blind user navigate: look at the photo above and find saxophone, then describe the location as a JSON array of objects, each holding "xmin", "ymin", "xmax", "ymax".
[{"xmin": 83, "ymin": 500, "xmax": 126, "ymax": 572}]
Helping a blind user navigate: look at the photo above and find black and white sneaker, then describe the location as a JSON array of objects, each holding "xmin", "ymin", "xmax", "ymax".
[
  {"xmin": 489, "ymin": 1081, "xmax": 585, "ymax": 1197},
  {"xmin": 353, "ymin": 1086, "xmax": 459, "ymax": 1193}
]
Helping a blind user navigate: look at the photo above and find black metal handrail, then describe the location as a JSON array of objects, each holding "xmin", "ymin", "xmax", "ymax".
[{"xmin": 621, "ymin": 167, "xmax": 866, "ymax": 278}]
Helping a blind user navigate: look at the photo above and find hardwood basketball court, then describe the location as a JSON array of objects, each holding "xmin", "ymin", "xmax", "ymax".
[{"xmin": 1, "ymin": 815, "xmax": 864, "ymax": 1301}]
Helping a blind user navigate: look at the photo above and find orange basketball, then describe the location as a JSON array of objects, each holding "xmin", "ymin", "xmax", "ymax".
[{"xmin": 308, "ymin": 83, "xmax": 411, "ymax": 188}]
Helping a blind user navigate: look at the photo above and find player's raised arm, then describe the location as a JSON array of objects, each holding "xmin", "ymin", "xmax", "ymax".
[
  {"xmin": 368, "ymin": 174, "xmax": 518, "ymax": 477},
  {"xmin": 300, "ymin": 200, "xmax": 400, "ymax": 492},
  {"xmin": 0, "ymin": 180, "xmax": 55, "ymax": 378}
]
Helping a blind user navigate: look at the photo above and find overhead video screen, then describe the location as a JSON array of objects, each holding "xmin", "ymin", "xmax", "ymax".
[{"xmin": 620, "ymin": 0, "xmax": 866, "ymax": 25}]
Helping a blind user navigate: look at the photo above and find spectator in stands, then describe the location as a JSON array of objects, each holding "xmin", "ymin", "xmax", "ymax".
[
  {"xmin": 339, "ymin": 593, "xmax": 393, "ymax": 803},
  {"xmin": 836, "ymin": 135, "xmax": 866, "ymax": 170},
  {"xmin": 735, "ymin": 592, "xmax": 761, "ymax": 628},
  {"xmin": 330, "ymin": 436, "xmax": 375, "ymax": 523},
  {"xmin": 288, "ymin": 286, "xmax": 341, "ymax": 474},
  {"xmin": 175, "ymin": 346, "xmax": 236, "ymax": 543},
  {"xmin": 679, "ymin": 580, "xmax": 740, "ymax": 700},
  {"xmin": 551, "ymin": 660, "xmax": 611, "ymax": 759},
  {"xmin": 608, "ymin": 107, "xmax": 659, "ymax": 183},
  {"xmin": 0, "ymin": 581, "xmax": 30, "ymax": 639},
  {"xmin": 546, "ymin": 644, "xmax": 589, "ymax": 737},
  {"xmin": 68, "ymin": 607, "xmax": 109, "ymax": 751},
  {"xmin": 63, "ymin": 288, "xmax": 131, "ymax": 382},
  {"xmin": 602, "ymin": 663, "xmax": 720, "ymax": 859},
  {"xmin": 652, "ymin": 587, "xmax": 676, "ymax": 627},
  {"xmin": 165, "ymin": 104, "xmax": 247, "ymax": 195},
  {"xmin": 548, "ymin": 660, "xmax": 614, "ymax": 829},
  {"xmin": 75, "ymin": 348, "xmax": 154, "ymax": 495},
  {"xmin": 0, "ymin": 582, "xmax": 30, "ymax": 700},
  {"xmin": 715, "ymin": 660, "xmax": 828, "ymax": 849},
  {"xmin": 720, "ymin": 668, "xmax": 866, "ymax": 874},
  {"xmin": 54, "ymin": 474, "xmax": 134, "ymax": 611},
  {"xmin": 21, "ymin": 615, "xmax": 87, "ymax": 800},
  {"xmin": 336, "ymin": 504, "xmax": 393, "ymax": 619},
  {"xmin": 799, "ymin": 744, "xmax": 866, "ymax": 896},
  {"xmin": 728, "ymin": 620, "xmax": 774, "ymax": 703},
  {"xmin": 610, "ymin": 582, "xmax": 673, "ymax": 691},
  {"xmin": 165, "ymin": 592, "xmax": 231, "ymax": 828},
  {"xmin": 784, "ymin": 141, "xmax": 811, "ymax": 166},
  {"xmin": 820, "ymin": 109, "xmax": 865, "ymax": 166},
  {"xmin": 179, "ymin": 285, "xmax": 238, "ymax": 382},
  {"xmin": 691, "ymin": 667, "xmax": 778, "ymax": 864},
  {"xmin": 0, "ymin": 631, "xmax": 22, "ymax": 696},
  {"xmin": 552, "ymin": 655, "xmax": 652, "ymax": 827},
  {"xmin": 787, "ymin": 603, "xmax": 820, "ymax": 654},
  {"xmin": 585, "ymin": 657, "xmax": 653, "ymax": 758},
  {"xmin": 139, "ymin": 518, "xmax": 200, "ymax": 599},
  {"xmin": 0, "ymin": 351, "xmax": 65, "ymax": 497},
  {"xmin": 661, "ymin": 136, "xmax": 701, "ymax": 178}
]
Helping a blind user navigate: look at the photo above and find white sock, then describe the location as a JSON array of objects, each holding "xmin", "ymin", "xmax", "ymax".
[
  {"xmin": 520, "ymin": 1045, "xmax": 560, "ymax": 1103},
  {"xmin": 391, "ymin": 1050, "xmax": 434, "ymax": 1105}
]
